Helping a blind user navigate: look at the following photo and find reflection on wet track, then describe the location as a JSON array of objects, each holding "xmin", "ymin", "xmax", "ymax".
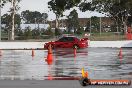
[{"xmin": 0, "ymin": 48, "xmax": 132, "ymax": 80}]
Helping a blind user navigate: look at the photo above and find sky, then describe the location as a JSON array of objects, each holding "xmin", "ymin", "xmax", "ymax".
[{"xmin": 1, "ymin": 0, "xmax": 105, "ymax": 20}]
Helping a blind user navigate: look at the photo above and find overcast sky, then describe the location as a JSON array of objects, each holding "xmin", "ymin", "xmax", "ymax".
[{"xmin": 1, "ymin": 0, "xmax": 105, "ymax": 20}]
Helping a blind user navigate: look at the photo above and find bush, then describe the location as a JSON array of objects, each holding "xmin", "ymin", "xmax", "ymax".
[
  {"xmin": 44, "ymin": 27, "xmax": 54, "ymax": 36},
  {"xmin": 55, "ymin": 28, "xmax": 62, "ymax": 36},
  {"xmin": 23, "ymin": 27, "xmax": 32, "ymax": 39},
  {"xmin": 76, "ymin": 27, "xmax": 85, "ymax": 35}
]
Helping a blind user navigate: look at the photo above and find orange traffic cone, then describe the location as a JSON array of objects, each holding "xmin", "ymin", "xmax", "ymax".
[
  {"xmin": 118, "ymin": 48, "xmax": 122, "ymax": 59},
  {"xmin": 74, "ymin": 48, "xmax": 77, "ymax": 57},
  {"xmin": 32, "ymin": 49, "xmax": 35, "ymax": 57},
  {"xmin": 47, "ymin": 66, "xmax": 53, "ymax": 80},
  {"xmin": 48, "ymin": 44, "xmax": 52, "ymax": 54},
  {"xmin": 46, "ymin": 44, "xmax": 53, "ymax": 65},
  {"xmin": 0, "ymin": 49, "xmax": 2, "ymax": 56}
]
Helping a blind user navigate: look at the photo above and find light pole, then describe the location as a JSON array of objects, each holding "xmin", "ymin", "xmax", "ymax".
[
  {"xmin": 35, "ymin": 18, "xmax": 36, "ymax": 30},
  {"xmin": 90, "ymin": 17, "xmax": 91, "ymax": 35},
  {"xmin": 51, "ymin": 19, "xmax": 52, "ymax": 29},
  {"xmin": 43, "ymin": 13, "xmax": 46, "ymax": 29},
  {"xmin": 100, "ymin": 17, "xmax": 102, "ymax": 35},
  {"xmin": 62, "ymin": 19, "xmax": 63, "ymax": 28},
  {"xmin": 43, "ymin": 17, "xmax": 45, "ymax": 29},
  {"xmin": 0, "ymin": 1, "xmax": 1, "ymax": 41}
]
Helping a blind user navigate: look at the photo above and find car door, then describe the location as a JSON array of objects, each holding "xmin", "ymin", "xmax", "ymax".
[
  {"xmin": 55, "ymin": 37, "xmax": 67, "ymax": 48},
  {"xmin": 62, "ymin": 37, "xmax": 75, "ymax": 48}
]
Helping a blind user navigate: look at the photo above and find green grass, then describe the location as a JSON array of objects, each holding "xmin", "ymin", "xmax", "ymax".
[
  {"xmin": 79, "ymin": 32, "xmax": 126, "ymax": 41},
  {"xmin": 1, "ymin": 32, "xmax": 126, "ymax": 41}
]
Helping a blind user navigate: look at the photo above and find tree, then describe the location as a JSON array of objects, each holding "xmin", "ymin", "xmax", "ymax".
[
  {"xmin": 1, "ymin": 0, "xmax": 21, "ymax": 40},
  {"xmin": 2, "ymin": 13, "xmax": 21, "ymax": 39},
  {"xmin": 85, "ymin": 21, "xmax": 90, "ymax": 32},
  {"xmin": 44, "ymin": 27, "xmax": 54, "ymax": 36},
  {"xmin": 1, "ymin": 14, "xmax": 11, "ymax": 38},
  {"xmin": 91, "ymin": 16, "xmax": 100, "ymax": 32},
  {"xmin": 0, "ymin": 0, "xmax": 8, "ymax": 7},
  {"xmin": 76, "ymin": 26, "xmax": 84, "ymax": 35},
  {"xmin": 23, "ymin": 27, "xmax": 32, "ymax": 39},
  {"xmin": 2, "ymin": 13, "xmax": 21, "ymax": 27},
  {"xmin": 7, "ymin": 0, "xmax": 21, "ymax": 40},
  {"xmin": 2, "ymin": 14, "xmax": 11, "ymax": 30},
  {"xmin": 79, "ymin": 0, "xmax": 132, "ymax": 34},
  {"xmin": 67, "ymin": 9, "xmax": 79, "ymax": 33},
  {"xmin": 32, "ymin": 29, "xmax": 40, "ymax": 39},
  {"xmin": 31, "ymin": 11, "xmax": 42, "ymax": 24},
  {"xmin": 48, "ymin": 0, "xmax": 64, "ymax": 36},
  {"xmin": 21, "ymin": 10, "xmax": 48, "ymax": 24},
  {"xmin": 0, "ymin": 0, "xmax": 10, "ymax": 40},
  {"xmin": 48, "ymin": 0, "xmax": 81, "ymax": 36},
  {"xmin": 42, "ymin": 13, "xmax": 48, "ymax": 25},
  {"xmin": 21, "ymin": 10, "xmax": 31, "ymax": 24}
]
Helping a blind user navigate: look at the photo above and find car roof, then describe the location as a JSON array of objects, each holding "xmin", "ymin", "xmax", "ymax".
[
  {"xmin": 58, "ymin": 36, "xmax": 80, "ymax": 40},
  {"xmin": 63, "ymin": 36, "xmax": 76, "ymax": 37},
  {"xmin": 57, "ymin": 34, "xmax": 80, "ymax": 40}
]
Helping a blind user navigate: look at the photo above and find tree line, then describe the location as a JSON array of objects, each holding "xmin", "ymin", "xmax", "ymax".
[
  {"xmin": 1, "ymin": 0, "xmax": 132, "ymax": 40},
  {"xmin": 48, "ymin": 0, "xmax": 132, "ymax": 34},
  {"xmin": 1, "ymin": 9, "xmax": 85, "ymax": 40},
  {"xmin": 2, "ymin": 10, "xmax": 48, "ymax": 25},
  {"xmin": 1, "ymin": 10, "xmax": 50, "ymax": 40}
]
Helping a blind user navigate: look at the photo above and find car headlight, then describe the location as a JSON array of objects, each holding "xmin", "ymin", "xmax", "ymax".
[{"xmin": 81, "ymin": 43, "xmax": 85, "ymax": 44}]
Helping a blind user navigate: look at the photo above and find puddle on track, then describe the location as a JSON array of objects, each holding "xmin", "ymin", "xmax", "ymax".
[{"xmin": 0, "ymin": 48, "xmax": 132, "ymax": 80}]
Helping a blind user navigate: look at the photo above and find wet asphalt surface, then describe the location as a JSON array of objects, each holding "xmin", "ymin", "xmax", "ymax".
[{"xmin": 0, "ymin": 48, "xmax": 132, "ymax": 88}]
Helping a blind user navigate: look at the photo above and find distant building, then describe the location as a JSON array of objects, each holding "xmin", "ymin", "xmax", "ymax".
[
  {"xmin": 1, "ymin": 17, "xmax": 114, "ymax": 32},
  {"xmin": 47, "ymin": 17, "xmax": 114, "ymax": 31},
  {"xmin": 2, "ymin": 24, "xmax": 50, "ymax": 30},
  {"xmin": 20, "ymin": 24, "xmax": 50, "ymax": 30}
]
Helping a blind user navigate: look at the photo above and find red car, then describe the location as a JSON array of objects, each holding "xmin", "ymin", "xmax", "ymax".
[{"xmin": 44, "ymin": 36, "xmax": 89, "ymax": 49}]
